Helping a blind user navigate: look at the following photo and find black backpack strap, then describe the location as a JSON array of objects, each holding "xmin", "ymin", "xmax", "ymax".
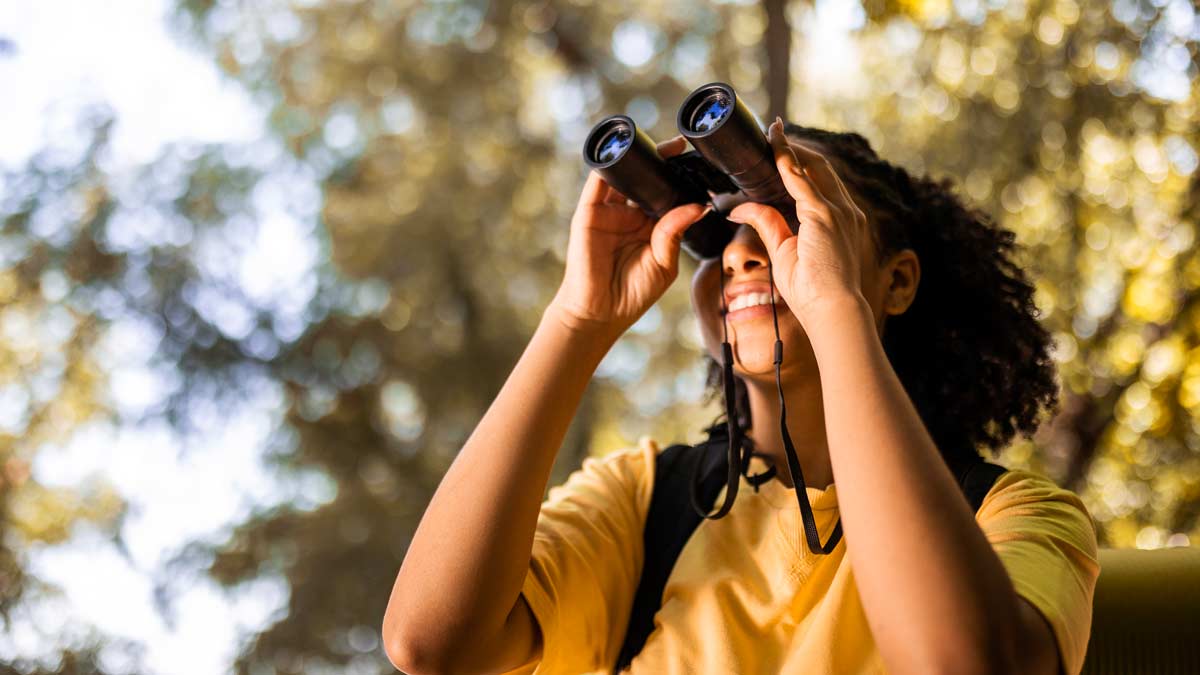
[
  {"xmin": 614, "ymin": 444, "xmax": 1008, "ymax": 673},
  {"xmin": 954, "ymin": 460, "xmax": 1008, "ymax": 513},
  {"xmin": 613, "ymin": 439, "xmax": 727, "ymax": 674}
]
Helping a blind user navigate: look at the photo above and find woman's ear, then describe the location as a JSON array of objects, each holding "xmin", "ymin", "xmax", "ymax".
[{"xmin": 881, "ymin": 248, "xmax": 920, "ymax": 316}]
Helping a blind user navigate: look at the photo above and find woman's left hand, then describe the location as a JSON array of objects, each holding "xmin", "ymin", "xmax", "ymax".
[{"xmin": 725, "ymin": 117, "xmax": 871, "ymax": 327}]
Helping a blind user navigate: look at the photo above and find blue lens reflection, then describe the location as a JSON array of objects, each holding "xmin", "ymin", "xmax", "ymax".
[
  {"xmin": 596, "ymin": 127, "xmax": 632, "ymax": 163},
  {"xmin": 690, "ymin": 93, "xmax": 732, "ymax": 133}
]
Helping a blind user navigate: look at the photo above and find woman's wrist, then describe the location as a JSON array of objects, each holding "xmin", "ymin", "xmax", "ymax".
[
  {"xmin": 543, "ymin": 301, "xmax": 626, "ymax": 345},
  {"xmin": 540, "ymin": 302, "xmax": 624, "ymax": 362},
  {"xmin": 798, "ymin": 291, "xmax": 875, "ymax": 351}
]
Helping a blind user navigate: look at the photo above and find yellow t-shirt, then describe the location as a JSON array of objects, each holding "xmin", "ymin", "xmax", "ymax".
[{"xmin": 509, "ymin": 436, "xmax": 1100, "ymax": 675}]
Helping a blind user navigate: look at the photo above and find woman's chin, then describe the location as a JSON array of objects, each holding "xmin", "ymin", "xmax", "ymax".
[
  {"xmin": 727, "ymin": 313, "xmax": 807, "ymax": 343},
  {"xmin": 727, "ymin": 328, "xmax": 815, "ymax": 378},
  {"xmin": 698, "ymin": 303, "xmax": 814, "ymax": 376},
  {"xmin": 730, "ymin": 341, "xmax": 784, "ymax": 375},
  {"xmin": 733, "ymin": 361, "xmax": 780, "ymax": 379}
]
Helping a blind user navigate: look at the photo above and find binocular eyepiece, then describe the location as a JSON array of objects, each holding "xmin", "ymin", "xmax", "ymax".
[{"xmin": 582, "ymin": 82, "xmax": 797, "ymax": 260}]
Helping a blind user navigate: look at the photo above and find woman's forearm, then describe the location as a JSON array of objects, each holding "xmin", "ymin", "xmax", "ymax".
[
  {"xmin": 804, "ymin": 295, "xmax": 1023, "ymax": 674},
  {"xmin": 383, "ymin": 306, "xmax": 619, "ymax": 672}
]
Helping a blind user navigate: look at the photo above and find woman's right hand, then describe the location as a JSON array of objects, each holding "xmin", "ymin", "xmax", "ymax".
[{"xmin": 547, "ymin": 135, "xmax": 711, "ymax": 339}]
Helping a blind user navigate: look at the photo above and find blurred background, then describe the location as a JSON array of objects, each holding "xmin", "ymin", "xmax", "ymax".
[{"xmin": 0, "ymin": 0, "xmax": 1196, "ymax": 672}]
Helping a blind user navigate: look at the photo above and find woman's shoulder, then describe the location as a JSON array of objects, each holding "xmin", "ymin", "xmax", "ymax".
[
  {"xmin": 974, "ymin": 468, "xmax": 1101, "ymax": 675},
  {"xmin": 975, "ymin": 467, "xmax": 1099, "ymax": 551},
  {"xmin": 979, "ymin": 467, "xmax": 1090, "ymax": 513}
]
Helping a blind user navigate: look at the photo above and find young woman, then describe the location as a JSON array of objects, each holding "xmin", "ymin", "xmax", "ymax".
[{"xmin": 382, "ymin": 118, "xmax": 1100, "ymax": 675}]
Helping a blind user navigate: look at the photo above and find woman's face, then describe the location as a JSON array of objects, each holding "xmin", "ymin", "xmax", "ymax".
[
  {"xmin": 690, "ymin": 223, "xmax": 816, "ymax": 381},
  {"xmin": 689, "ymin": 138, "xmax": 886, "ymax": 382}
]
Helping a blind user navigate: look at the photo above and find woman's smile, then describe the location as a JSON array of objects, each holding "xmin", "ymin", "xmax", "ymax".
[
  {"xmin": 725, "ymin": 301, "xmax": 786, "ymax": 323},
  {"xmin": 721, "ymin": 281, "xmax": 787, "ymax": 322}
]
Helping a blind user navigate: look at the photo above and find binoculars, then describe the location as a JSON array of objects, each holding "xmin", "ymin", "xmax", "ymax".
[{"xmin": 582, "ymin": 82, "xmax": 800, "ymax": 260}]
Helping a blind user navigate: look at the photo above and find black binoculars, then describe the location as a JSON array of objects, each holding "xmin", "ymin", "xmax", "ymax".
[{"xmin": 582, "ymin": 82, "xmax": 800, "ymax": 260}]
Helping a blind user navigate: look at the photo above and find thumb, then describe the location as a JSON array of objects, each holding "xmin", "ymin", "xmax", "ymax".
[{"xmin": 650, "ymin": 203, "xmax": 711, "ymax": 273}]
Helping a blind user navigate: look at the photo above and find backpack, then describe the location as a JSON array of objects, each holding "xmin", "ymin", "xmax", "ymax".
[{"xmin": 612, "ymin": 428, "xmax": 1008, "ymax": 673}]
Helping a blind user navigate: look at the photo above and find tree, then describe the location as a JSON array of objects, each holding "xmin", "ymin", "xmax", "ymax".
[{"xmin": 1, "ymin": 0, "xmax": 1195, "ymax": 671}]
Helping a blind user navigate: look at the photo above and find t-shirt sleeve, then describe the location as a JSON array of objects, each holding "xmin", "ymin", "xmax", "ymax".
[
  {"xmin": 975, "ymin": 468, "xmax": 1101, "ymax": 675},
  {"xmin": 507, "ymin": 436, "xmax": 659, "ymax": 675}
]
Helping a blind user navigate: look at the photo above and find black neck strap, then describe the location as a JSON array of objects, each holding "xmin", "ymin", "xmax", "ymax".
[{"xmin": 689, "ymin": 259, "xmax": 842, "ymax": 555}]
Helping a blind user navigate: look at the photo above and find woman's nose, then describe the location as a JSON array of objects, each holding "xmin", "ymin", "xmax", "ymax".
[{"xmin": 723, "ymin": 227, "xmax": 770, "ymax": 276}]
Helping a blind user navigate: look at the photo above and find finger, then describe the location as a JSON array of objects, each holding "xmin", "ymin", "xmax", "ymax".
[
  {"xmin": 776, "ymin": 124, "xmax": 870, "ymax": 232},
  {"xmin": 656, "ymin": 135, "xmax": 688, "ymax": 159},
  {"xmin": 765, "ymin": 120, "xmax": 838, "ymax": 224},
  {"xmin": 772, "ymin": 119, "xmax": 856, "ymax": 217},
  {"xmin": 792, "ymin": 144, "xmax": 859, "ymax": 221},
  {"xmin": 650, "ymin": 202, "xmax": 711, "ymax": 273},
  {"xmin": 602, "ymin": 182, "xmax": 630, "ymax": 205},
  {"xmin": 578, "ymin": 170, "xmax": 611, "ymax": 208},
  {"xmin": 726, "ymin": 202, "xmax": 795, "ymax": 260}
]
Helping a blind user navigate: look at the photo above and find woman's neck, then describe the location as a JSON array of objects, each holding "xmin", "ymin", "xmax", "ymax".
[{"xmin": 742, "ymin": 370, "xmax": 834, "ymax": 491}]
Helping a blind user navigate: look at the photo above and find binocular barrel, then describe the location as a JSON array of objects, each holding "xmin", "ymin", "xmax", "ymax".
[
  {"xmin": 582, "ymin": 82, "xmax": 795, "ymax": 254},
  {"xmin": 676, "ymin": 82, "xmax": 790, "ymax": 207},
  {"xmin": 582, "ymin": 115, "xmax": 680, "ymax": 218}
]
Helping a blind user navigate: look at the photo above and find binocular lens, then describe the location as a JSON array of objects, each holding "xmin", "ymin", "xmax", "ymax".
[
  {"xmin": 586, "ymin": 118, "xmax": 637, "ymax": 166},
  {"xmin": 688, "ymin": 91, "xmax": 733, "ymax": 134},
  {"xmin": 595, "ymin": 126, "xmax": 633, "ymax": 164}
]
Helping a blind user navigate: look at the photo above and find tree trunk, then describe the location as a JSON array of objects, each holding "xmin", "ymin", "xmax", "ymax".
[{"xmin": 763, "ymin": 0, "xmax": 791, "ymax": 120}]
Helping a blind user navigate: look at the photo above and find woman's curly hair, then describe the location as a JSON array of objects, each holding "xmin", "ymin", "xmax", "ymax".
[{"xmin": 702, "ymin": 122, "xmax": 1060, "ymax": 466}]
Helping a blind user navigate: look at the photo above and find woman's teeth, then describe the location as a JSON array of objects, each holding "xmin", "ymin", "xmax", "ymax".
[{"xmin": 727, "ymin": 292, "xmax": 782, "ymax": 312}]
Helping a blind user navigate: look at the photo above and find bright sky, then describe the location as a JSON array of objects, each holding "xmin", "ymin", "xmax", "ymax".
[
  {"xmin": 0, "ymin": 1, "xmax": 303, "ymax": 672},
  {"xmin": 0, "ymin": 0, "xmax": 263, "ymax": 168}
]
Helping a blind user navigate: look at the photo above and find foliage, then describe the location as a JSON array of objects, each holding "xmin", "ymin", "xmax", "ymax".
[{"xmin": 1, "ymin": 0, "xmax": 1196, "ymax": 671}]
